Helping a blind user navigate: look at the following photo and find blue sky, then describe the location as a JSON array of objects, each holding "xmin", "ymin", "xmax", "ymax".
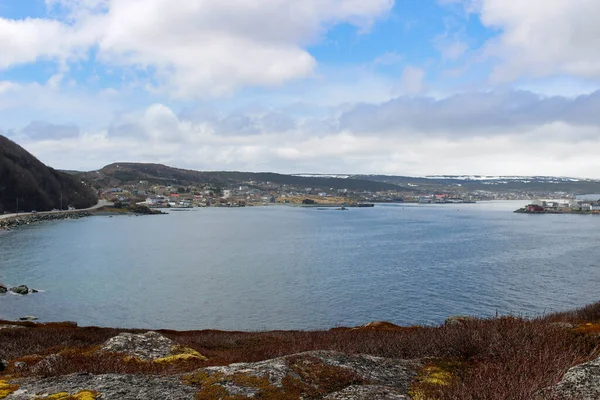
[{"xmin": 1, "ymin": 0, "xmax": 600, "ymax": 177}]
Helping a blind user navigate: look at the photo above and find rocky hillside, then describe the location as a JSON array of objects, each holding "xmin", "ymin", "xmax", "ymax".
[
  {"xmin": 0, "ymin": 135, "xmax": 97, "ymax": 213},
  {"xmin": 79, "ymin": 162, "xmax": 410, "ymax": 192}
]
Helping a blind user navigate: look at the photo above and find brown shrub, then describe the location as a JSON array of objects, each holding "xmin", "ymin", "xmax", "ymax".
[{"xmin": 2, "ymin": 302, "xmax": 600, "ymax": 399}]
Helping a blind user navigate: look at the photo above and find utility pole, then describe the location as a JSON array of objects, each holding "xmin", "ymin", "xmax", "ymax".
[
  {"xmin": 60, "ymin": 194, "xmax": 63, "ymax": 211},
  {"xmin": 16, "ymin": 198, "xmax": 19, "ymax": 216}
]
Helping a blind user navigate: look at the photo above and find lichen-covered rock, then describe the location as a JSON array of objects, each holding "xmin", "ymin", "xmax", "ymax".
[
  {"xmin": 99, "ymin": 331, "xmax": 206, "ymax": 362},
  {"xmin": 186, "ymin": 351, "xmax": 422, "ymax": 399},
  {"xmin": 9, "ymin": 286, "xmax": 29, "ymax": 295},
  {"xmin": 4, "ymin": 373, "xmax": 196, "ymax": 400},
  {"xmin": 544, "ymin": 355, "xmax": 600, "ymax": 399},
  {"xmin": 99, "ymin": 331, "xmax": 175, "ymax": 361},
  {"xmin": 323, "ymin": 385, "xmax": 409, "ymax": 399}
]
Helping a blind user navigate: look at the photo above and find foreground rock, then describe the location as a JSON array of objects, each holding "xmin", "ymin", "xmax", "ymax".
[
  {"xmin": 6, "ymin": 373, "xmax": 197, "ymax": 400},
  {"xmin": 323, "ymin": 385, "xmax": 409, "ymax": 399},
  {"xmin": 185, "ymin": 350, "xmax": 422, "ymax": 399},
  {"xmin": 2, "ymin": 350, "xmax": 421, "ymax": 399},
  {"xmin": 545, "ymin": 355, "xmax": 600, "ymax": 399},
  {"xmin": 99, "ymin": 331, "xmax": 207, "ymax": 362}
]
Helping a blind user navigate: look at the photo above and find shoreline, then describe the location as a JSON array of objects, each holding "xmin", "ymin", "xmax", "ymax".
[
  {"xmin": 0, "ymin": 205, "xmax": 165, "ymax": 231},
  {"xmin": 0, "ymin": 211, "xmax": 93, "ymax": 231}
]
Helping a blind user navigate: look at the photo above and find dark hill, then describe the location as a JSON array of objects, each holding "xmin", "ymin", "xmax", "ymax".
[
  {"xmin": 85, "ymin": 163, "xmax": 409, "ymax": 192},
  {"xmin": 0, "ymin": 135, "xmax": 98, "ymax": 213}
]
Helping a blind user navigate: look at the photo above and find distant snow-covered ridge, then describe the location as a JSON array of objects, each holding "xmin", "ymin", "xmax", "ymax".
[
  {"xmin": 423, "ymin": 176, "xmax": 597, "ymax": 182},
  {"xmin": 292, "ymin": 174, "xmax": 351, "ymax": 179},
  {"xmin": 292, "ymin": 174, "xmax": 598, "ymax": 183}
]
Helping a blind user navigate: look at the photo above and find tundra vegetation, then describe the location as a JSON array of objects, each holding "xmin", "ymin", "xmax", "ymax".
[{"xmin": 1, "ymin": 302, "xmax": 600, "ymax": 398}]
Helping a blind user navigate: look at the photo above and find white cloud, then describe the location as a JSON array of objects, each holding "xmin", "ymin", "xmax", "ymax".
[
  {"xmin": 13, "ymin": 89, "xmax": 600, "ymax": 177},
  {"xmin": 372, "ymin": 51, "xmax": 404, "ymax": 67},
  {"xmin": 0, "ymin": 18, "xmax": 81, "ymax": 68},
  {"xmin": 462, "ymin": 0, "xmax": 600, "ymax": 82},
  {"xmin": 400, "ymin": 66, "xmax": 426, "ymax": 95},
  {"xmin": 0, "ymin": 81, "xmax": 20, "ymax": 94},
  {"xmin": 0, "ymin": 0, "xmax": 394, "ymax": 97},
  {"xmin": 439, "ymin": 41, "xmax": 468, "ymax": 61}
]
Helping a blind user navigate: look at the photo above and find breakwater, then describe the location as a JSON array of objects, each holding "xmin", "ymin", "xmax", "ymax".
[{"xmin": 0, "ymin": 211, "xmax": 91, "ymax": 230}]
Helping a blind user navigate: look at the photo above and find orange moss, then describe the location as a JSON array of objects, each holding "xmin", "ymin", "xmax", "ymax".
[{"xmin": 573, "ymin": 323, "xmax": 600, "ymax": 334}]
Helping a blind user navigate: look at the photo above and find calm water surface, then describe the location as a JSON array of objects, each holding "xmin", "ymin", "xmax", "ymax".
[{"xmin": 1, "ymin": 201, "xmax": 600, "ymax": 330}]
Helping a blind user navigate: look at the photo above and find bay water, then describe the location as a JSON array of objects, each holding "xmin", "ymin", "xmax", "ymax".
[{"xmin": 1, "ymin": 201, "xmax": 599, "ymax": 331}]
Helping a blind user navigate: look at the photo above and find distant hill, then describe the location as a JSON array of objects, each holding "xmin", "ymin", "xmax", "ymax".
[
  {"xmin": 81, "ymin": 163, "xmax": 409, "ymax": 192},
  {"xmin": 348, "ymin": 174, "xmax": 600, "ymax": 194},
  {"xmin": 0, "ymin": 135, "xmax": 98, "ymax": 213}
]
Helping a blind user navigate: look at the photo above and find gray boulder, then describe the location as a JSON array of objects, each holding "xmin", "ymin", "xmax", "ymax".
[
  {"xmin": 10, "ymin": 285, "xmax": 29, "ymax": 295},
  {"xmin": 100, "ymin": 331, "xmax": 176, "ymax": 361},
  {"xmin": 546, "ymin": 355, "xmax": 600, "ymax": 399}
]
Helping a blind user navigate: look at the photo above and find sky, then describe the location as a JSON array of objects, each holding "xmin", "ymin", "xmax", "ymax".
[{"xmin": 1, "ymin": 0, "xmax": 600, "ymax": 177}]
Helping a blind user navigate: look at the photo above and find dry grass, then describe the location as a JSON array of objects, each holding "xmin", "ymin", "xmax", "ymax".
[{"xmin": 2, "ymin": 301, "xmax": 600, "ymax": 399}]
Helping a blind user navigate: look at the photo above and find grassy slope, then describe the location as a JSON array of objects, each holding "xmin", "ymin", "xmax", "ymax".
[
  {"xmin": 81, "ymin": 163, "xmax": 412, "ymax": 193},
  {"xmin": 2, "ymin": 302, "xmax": 600, "ymax": 399}
]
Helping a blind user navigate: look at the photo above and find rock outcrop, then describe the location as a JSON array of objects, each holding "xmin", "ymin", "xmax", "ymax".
[
  {"xmin": 99, "ymin": 331, "xmax": 207, "ymax": 362},
  {"xmin": 545, "ymin": 355, "xmax": 600, "ymax": 399},
  {"xmin": 9, "ymin": 286, "xmax": 29, "ymax": 295},
  {"xmin": 184, "ymin": 350, "xmax": 422, "ymax": 399},
  {"xmin": 323, "ymin": 385, "xmax": 409, "ymax": 399},
  {"xmin": 0, "ymin": 284, "xmax": 7, "ymax": 294},
  {"xmin": 2, "ymin": 350, "xmax": 421, "ymax": 399},
  {"xmin": 5, "ymin": 373, "xmax": 197, "ymax": 400}
]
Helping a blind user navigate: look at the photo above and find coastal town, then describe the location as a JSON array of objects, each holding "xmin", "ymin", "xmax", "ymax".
[
  {"xmin": 91, "ymin": 176, "xmax": 600, "ymax": 211},
  {"xmin": 98, "ymin": 180, "xmax": 513, "ymax": 209}
]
